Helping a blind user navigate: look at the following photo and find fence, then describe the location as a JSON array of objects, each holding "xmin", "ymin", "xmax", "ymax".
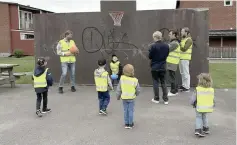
[{"xmin": 209, "ymin": 47, "xmax": 236, "ymax": 59}]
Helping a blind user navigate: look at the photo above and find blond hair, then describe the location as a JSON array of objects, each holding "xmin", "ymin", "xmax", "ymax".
[
  {"xmin": 123, "ymin": 64, "xmax": 134, "ymax": 77},
  {"xmin": 153, "ymin": 31, "xmax": 162, "ymax": 41},
  {"xmin": 197, "ymin": 73, "xmax": 213, "ymax": 88}
]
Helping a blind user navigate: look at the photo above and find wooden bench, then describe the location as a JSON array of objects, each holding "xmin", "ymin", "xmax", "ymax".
[{"xmin": 1, "ymin": 72, "xmax": 26, "ymax": 79}]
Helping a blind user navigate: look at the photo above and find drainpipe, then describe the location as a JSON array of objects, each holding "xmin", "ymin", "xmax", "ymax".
[{"xmin": 220, "ymin": 36, "xmax": 223, "ymax": 59}]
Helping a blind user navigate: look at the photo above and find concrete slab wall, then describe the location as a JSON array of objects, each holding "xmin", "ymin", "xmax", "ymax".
[{"xmin": 34, "ymin": 1, "xmax": 209, "ymax": 86}]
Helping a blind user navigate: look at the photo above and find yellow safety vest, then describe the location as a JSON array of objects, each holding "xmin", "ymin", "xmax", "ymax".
[
  {"xmin": 110, "ymin": 61, "xmax": 120, "ymax": 74},
  {"xmin": 33, "ymin": 68, "xmax": 48, "ymax": 88},
  {"xmin": 94, "ymin": 71, "xmax": 108, "ymax": 92},
  {"xmin": 180, "ymin": 37, "xmax": 192, "ymax": 60},
  {"xmin": 166, "ymin": 41, "xmax": 180, "ymax": 64},
  {"xmin": 196, "ymin": 86, "xmax": 214, "ymax": 113},
  {"xmin": 59, "ymin": 39, "xmax": 76, "ymax": 63},
  {"xmin": 120, "ymin": 75, "xmax": 138, "ymax": 100}
]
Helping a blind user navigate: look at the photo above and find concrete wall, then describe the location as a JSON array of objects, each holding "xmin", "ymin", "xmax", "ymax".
[{"xmin": 34, "ymin": 1, "xmax": 209, "ymax": 86}]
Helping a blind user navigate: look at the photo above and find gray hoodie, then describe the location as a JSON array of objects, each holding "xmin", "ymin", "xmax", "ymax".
[{"xmin": 94, "ymin": 66, "xmax": 113, "ymax": 90}]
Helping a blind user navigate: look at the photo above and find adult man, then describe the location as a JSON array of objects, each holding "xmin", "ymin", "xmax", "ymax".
[
  {"xmin": 57, "ymin": 30, "xmax": 78, "ymax": 94},
  {"xmin": 167, "ymin": 30, "xmax": 180, "ymax": 96},
  {"xmin": 179, "ymin": 27, "xmax": 193, "ymax": 92},
  {"xmin": 149, "ymin": 31, "xmax": 169, "ymax": 105}
]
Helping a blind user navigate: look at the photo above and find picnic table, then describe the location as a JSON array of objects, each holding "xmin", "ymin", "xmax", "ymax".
[{"xmin": 0, "ymin": 64, "xmax": 19, "ymax": 88}]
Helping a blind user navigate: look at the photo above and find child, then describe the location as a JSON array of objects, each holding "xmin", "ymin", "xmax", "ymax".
[
  {"xmin": 32, "ymin": 57, "xmax": 53, "ymax": 117},
  {"xmin": 109, "ymin": 54, "xmax": 122, "ymax": 86},
  {"xmin": 190, "ymin": 73, "xmax": 215, "ymax": 137},
  {"xmin": 94, "ymin": 58, "xmax": 113, "ymax": 115},
  {"xmin": 116, "ymin": 64, "xmax": 141, "ymax": 129}
]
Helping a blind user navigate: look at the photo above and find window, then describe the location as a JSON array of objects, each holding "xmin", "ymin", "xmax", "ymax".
[
  {"xmin": 224, "ymin": 0, "xmax": 233, "ymax": 6},
  {"xmin": 19, "ymin": 10, "xmax": 33, "ymax": 30},
  {"xmin": 20, "ymin": 32, "xmax": 34, "ymax": 40}
]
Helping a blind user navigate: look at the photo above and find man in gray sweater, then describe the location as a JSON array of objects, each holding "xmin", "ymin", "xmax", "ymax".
[{"xmin": 166, "ymin": 30, "xmax": 181, "ymax": 96}]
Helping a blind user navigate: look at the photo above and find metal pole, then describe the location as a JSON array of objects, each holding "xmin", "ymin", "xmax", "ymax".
[{"xmin": 221, "ymin": 36, "xmax": 223, "ymax": 59}]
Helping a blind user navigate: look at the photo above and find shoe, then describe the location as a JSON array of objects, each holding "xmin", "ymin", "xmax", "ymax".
[
  {"xmin": 168, "ymin": 92, "xmax": 178, "ymax": 96},
  {"xmin": 181, "ymin": 88, "xmax": 190, "ymax": 92},
  {"xmin": 178, "ymin": 86, "xmax": 185, "ymax": 90},
  {"xmin": 36, "ymin": 110, "xmax": 42, "ymax": 117},
  {"xmin": 195, "ymin": 129, "xmax": 205, "ymax": 137},
  {"xmin": 164, "ymin": 102, "xmax": 169, "ymax": 105},
  {"xmin": 71, "ymin": 86, "xmax": 76, "ymax": 92},
  {"xmin": 130, "ymin": 123, "xmax": 134, "ymax": 128},
  {"xmin": 151, "ymin": 98, "xmax": 159, "ymax": 104},
  {"xmin": 42, "ymin": 108, "xmax": 51, "ymax": 114},
  {"xmin": 100, "ymin": 109, "xmax": 107, "ymax": 115},
  {"xmin": 99, "ymin": 110, "xmax": 103, "ymax": 115},
  {"xmin": 125, "ymin": 125, "xmax": 131, "ymax": 129},
  {"xmin": 58, "ymin": 87, "xmax": 63, "ymax": 94},
  {"xmin": 203, "ymin": 127, "xmax": 210, "ymax": 134}
]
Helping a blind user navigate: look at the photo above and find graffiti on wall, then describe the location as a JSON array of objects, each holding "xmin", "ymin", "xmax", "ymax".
[{"xmin": 42, "ymin": 27, "xmax": 197, "ymax": 60}]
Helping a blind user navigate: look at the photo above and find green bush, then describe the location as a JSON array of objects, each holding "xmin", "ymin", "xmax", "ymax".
[{"xmin": 14, "ymin": 49, "xmax": 24, "ymax": 58}]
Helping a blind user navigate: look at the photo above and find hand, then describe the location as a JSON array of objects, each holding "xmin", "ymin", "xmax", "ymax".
[{"xmin": 64, "ymin": 52, "xmax": 72, "ymax": 56}]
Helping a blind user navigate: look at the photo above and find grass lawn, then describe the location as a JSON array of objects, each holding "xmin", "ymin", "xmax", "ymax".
[
  {"xmin": 209, "ymin": 63, "xmax": 236, "ymax": 88},
  {"xmin": 0, "ymin": 56, "xmax": 34, "ymax": 84},
  {"xmin": 0, "ymin": 56, "xmax": 236, "ymax": 88}
]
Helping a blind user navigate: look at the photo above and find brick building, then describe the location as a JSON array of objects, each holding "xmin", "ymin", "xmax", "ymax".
[
  {"xmin": 0, "ymin": 1, "xmax": 52, "ymax": 56},
  {"xmin": 178, "ymin": 0, "xmax": 236, "ymax": 58}
]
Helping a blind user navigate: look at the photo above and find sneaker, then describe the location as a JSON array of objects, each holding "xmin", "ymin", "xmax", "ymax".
[
  {"xmin": 178, "ymin": 86, "xmax": 185, "ymax": 90},
  {"xmin": 36, "ymin": 110, "xmax": 42, "ymax": 117},
  {"xmin": 203, "ymin": 127, "xmax": 210, "ymax": 134},
  {"xmin": 168, "ymin": 92, "xmax": 178, "ymax": 96},
  {"xmin": 181, "ymin": 88, "xmax": 190, "ymax": 92},
  {"xmin": 58, "ymin": 87, "xmax": 63, "ymax": 94},
  {"xmin": 71, "ymin": 86, "xmax": 76, "ymax": 92},
  {"xmin": 125, "ymin": 125, "xmax": 131, "ymax": 129},
  {"xmin": 130, "ymin": 123, "xmax": 134, "ymax": 128},
  {"xmin": 151, "ymin": 98, "xmax": 159, "ymax": 104},
  {"xmin": 195, "ymin": 129, "xmax": 205, "ymax": 137},
  {"xmin": 99, "ymin": 110, "xmax": 103, "ymax": 115},
  {"xmin": 42, "ymin": 108, "xmax": 51, "ymax": 114},
  {"xmin": 100, "ymin": 109, "xmax": 107, "ymax": 115},
  {"xmin": 164, "ymin": 102, "xmax": 169, "ymax": 105}
]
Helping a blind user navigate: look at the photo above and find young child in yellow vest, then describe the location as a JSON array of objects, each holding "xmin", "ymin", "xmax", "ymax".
[
  {"xmin": 190, "ymin": 73, "xmax": 215, "ymax": 137},
  {"xmin": 109, "ymin": 54, "xmax": 122, "ymax": 87},
  {"xmin": 94, "ymin": 58, "xmax": 113, "ymax": 115},
  {"xmin": 116, "ymin": 64, "xmax": 141, "ymax": 129},
  {"xmin": 32, "ymin": 57, "xmax": 53, "ymax": 117}
]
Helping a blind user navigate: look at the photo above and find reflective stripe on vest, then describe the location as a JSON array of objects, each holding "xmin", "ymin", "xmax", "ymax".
[
  {"xmin": 166, "ymin": 42, "xmax": 180, "ymax": 64},
  {"xmin": 180, "ymin": 37, "xmax": 192, "ymax": 60},
  {"xmin": 110, "ymin": 61, "xmax": 120, "ymax": 74},
  {"xmin": 196, "ymin": 86, "xmax": 214, "ymax": 113},
  {"xmin": 120, "ymin": 75, "xmax": 138, "ymax": 99},
  {"xmin": 59, "ymin": 39, "xmax": 76, "ymax": 63},
  {"xmin": 94, "ymin": 71, "xmax": 108, "ymax": 92},
  {"xmin": 33, "ymin": 68, "xmax": 48, "ymax": 88}
]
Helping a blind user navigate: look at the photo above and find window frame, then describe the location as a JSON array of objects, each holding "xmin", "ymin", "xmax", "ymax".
[{"xmin": 224, "ymin": 0, "xmax": 233, "ymax": 6}]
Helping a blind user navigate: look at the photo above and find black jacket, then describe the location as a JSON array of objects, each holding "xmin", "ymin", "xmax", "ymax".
[
  {"xmin": 149, "ymin": 41, "xmax": 169, "ymax": 71},
  {"xmin": 32, "ymin": 66, "xmax": 53, "ymax": 93}
]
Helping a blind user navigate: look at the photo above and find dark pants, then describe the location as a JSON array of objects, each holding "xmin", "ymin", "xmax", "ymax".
[
  {"xmin": 36, "ymin": 91, "xmax": 48, "ymax": 111},
  {"xmin": 151, "ymin": 70, "xmax": 168, "ymax": 102},
  {"xmin": 98, "ymin": 91, "xmax": 110, "ymax": 110},
  {"xmin": 168, "ymin": 70, "xmax": 178, "ymax": 94}
]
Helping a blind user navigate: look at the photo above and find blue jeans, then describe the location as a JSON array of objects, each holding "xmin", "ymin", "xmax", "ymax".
[
  {"xmin": 59, "ymin": 62, "xmax": 76, "ymax": 87},
  {"xmin": 196, "ymin": 111, "xmax": 208, "ymax": 129},
  {"xmin": 98, "ymin": 91, "xmax": 110, "ymax": 110},
  {"xmin": 123, "ymin": 100, "xmax": 135, "ymax": 125}
]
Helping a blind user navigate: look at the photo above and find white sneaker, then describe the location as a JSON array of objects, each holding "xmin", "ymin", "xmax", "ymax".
[
  {"xmin": 168, "ymin": 92, "xmax": 178, "ymax": 97},
  {"xmin": 164, "ymin": 102, "xmax": 169, "ymax": 105},
  {"xmin": 151, "ymin": 98, "xmax": 159, "ymax": 104}
]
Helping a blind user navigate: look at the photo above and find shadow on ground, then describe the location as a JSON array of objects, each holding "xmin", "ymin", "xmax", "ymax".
[{"xmin": 0, "ymin": 85, "xmax": 236, "ymax": 145}]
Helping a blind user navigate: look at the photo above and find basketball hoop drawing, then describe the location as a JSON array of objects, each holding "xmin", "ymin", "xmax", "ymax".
[{"xmin": 109, "ymin": 11, "xmax": 124, "ymax": 26}]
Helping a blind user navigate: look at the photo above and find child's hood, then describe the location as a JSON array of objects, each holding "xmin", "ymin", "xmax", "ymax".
[
  {"xmin": 95, "ymin": 67, "xmax": 106, "ymax": 76},
  {"xmin": 34, "ymin": 66, "xmax": 46, "ymax": 77}
]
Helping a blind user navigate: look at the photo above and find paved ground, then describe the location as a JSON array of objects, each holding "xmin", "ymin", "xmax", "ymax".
[{"xmin": 0, "ymin": 85, "xmax": 236, "ymax": 145}]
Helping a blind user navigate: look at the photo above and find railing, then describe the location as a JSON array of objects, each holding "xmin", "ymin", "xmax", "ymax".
[{"xmin": 209, "ymin": 47, "xmax": 236, "ymax": 59}]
